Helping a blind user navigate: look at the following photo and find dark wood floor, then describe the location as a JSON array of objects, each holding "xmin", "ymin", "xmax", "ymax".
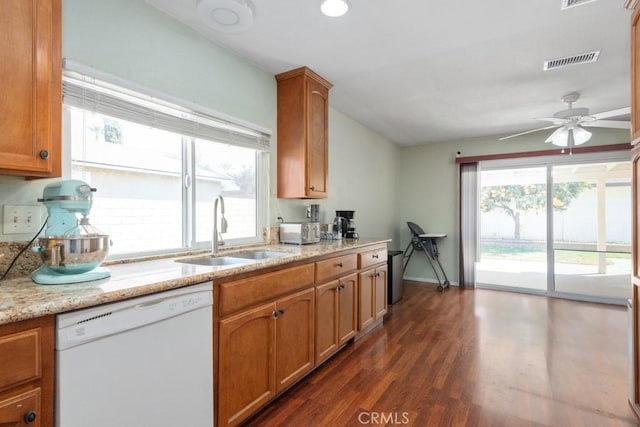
[{"xmin": 244, "ymin": 281, "xmax": 639, "ymax": 426}]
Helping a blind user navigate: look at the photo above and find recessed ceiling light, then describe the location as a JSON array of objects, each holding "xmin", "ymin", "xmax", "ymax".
[
  {"xmin": 321, "ymin": 0, "xmax": 350, "ymax": 17},
  {"xmin": 196, "ymin": 0, "xmax": 254, "ymax": 33}
]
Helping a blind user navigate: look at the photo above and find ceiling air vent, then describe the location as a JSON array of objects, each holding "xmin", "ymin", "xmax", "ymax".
[
  {"xmin": 543, "ymin": 50, "xmax": 600, "ymax": 71},
  {"xmin": 561, "ymin": 0, "xmax": 597, "ymax": 9}
]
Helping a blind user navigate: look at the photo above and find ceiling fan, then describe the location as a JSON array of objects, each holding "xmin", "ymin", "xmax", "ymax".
[{"xmin": 499, "ymin": 92, "xmax": 630, "ymax": 151}]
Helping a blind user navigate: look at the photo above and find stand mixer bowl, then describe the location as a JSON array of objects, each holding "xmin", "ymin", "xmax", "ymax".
[{"xmin": 34, "ymin": 234, "xmax": 110, "ymax": 275}]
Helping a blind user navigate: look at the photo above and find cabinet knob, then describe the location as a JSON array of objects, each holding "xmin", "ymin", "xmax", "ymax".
[
  {"xmin": 278, "ymin": 308, "xmax": 285, "ymax": 315},
  {"xmin": 272, "ymin": 311, "xmax": 279, "ymax": 318},
  {"xmin": 372, "ymin": 254, "xmax": 379, "ymax": 259},
  {"xmin": 374, "ymin": 272, "xmax": 380, "ymax": 277},
  {"xmin": 337, "ymin": 262, "xmax": 343, "ymax": 268},
  {"xmin": 39, "ymin": 150, "xmax": 49, "ymax": 160},
  {"xmin": 309, "ymin": 186, "xmax": 315, "ymax": 191},
  {"xmin": 24, "ymin": 411, "xmax": 37, "ymax": 424}
]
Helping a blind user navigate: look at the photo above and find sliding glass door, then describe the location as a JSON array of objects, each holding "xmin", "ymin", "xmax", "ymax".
[
  {"xmin": 552, "ymin": 162, "xmax": 631, "ymax": 300},
  {"xmin": 476, "ymin": 153, "xmax": 631, "ymax": 303},
  {"xmin": 476, "ymin": 167, "xmax": 548, "ymax": 292}
]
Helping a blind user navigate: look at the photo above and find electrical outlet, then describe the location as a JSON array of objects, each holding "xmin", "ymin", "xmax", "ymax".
[{"xmin": 3, "ymin": 205, "xmax": 43, "ymax": 235}]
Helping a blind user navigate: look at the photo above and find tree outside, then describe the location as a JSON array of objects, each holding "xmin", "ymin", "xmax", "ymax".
[{"xmin": 480, "ymin": 182, "xmax": 594, "ymax": 240}]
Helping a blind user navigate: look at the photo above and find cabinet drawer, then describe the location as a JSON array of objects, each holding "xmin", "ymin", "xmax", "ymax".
[
  {"xmin": 358, "ymin": 245, "xmax": 388, "ymax": 270},
  {"xmin": 0, "ymin": 329, "xmax": 41, "ymax": 391},
  {"xmin": 0, "ymin": 388, "xmax": 41, "ymax": 426},
  {"xmin": 219, "ymin": 264, "xmax": 315, "ymax": 317},
  {"xmin": 315, "ymin": 253, "xmax": 357, "ymax": 283}
]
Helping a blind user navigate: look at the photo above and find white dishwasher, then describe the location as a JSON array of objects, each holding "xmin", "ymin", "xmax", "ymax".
[{"xmin": 56, "ymin": 282, "xmax": 213, "ymax": 427}]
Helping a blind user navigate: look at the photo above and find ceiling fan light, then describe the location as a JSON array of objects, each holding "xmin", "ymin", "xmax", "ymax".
[
  {"xmin": 545, "ymin": 127, "xmax": 569, "ymax": 147},
  {"xmin": 572, "ymin": 126, "xmax": 592, "ymax": 145},
  {"xmin": 321, "ymin": 0, "xmax": 350, "ymax": 17}
]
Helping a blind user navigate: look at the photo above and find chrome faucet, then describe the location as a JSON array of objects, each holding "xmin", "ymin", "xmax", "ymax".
[{"xmin": 212, "ymin": 195, "xmax": 228, "ymax": 254}]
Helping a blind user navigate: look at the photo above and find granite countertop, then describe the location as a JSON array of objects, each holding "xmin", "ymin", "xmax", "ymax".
[{"xmin": 0, "ymin": 238, "xmax": 390, "ymax": 325}]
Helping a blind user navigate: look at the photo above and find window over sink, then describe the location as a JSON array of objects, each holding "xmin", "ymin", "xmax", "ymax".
[{"xmin": 63, "ymin": 61, "xmax": 271, "ymax": 257}]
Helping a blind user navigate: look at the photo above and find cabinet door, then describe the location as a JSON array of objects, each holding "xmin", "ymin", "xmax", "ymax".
[
  {"xmin": 276, "ymin": 288, "xmax": 315, "ymax": 393},
  {"xmin": 276, "ymin": 67, "xmax": 331, "ymax": 199},
  {"xmin": 0, "ymin": 388, "xmax": 41, "ymax": 427},
  {"xmin": 633, "ymin": 145, "xmax": 640, "ymax": 407},
  {"xmin": 358, "ymin": 269, "xmax": 376, "ymax": 330},
  {"xmin": 0, "ymin": 328, "xmax": 41, "ymax": 390},
  {"xmin": 374, "ymin": 266, "xmax": 388, "ymax": 320},
  {"xmin": 306, "ymin": 77, "xmax": 329, "ymax": 197},
  {"xmin": 632, "ymin": 4, "xmax": 640, "ymax": 145},
  {"xmin": 218, "ymin": 303, "xmax": 276, "ymax": 427},
  {"xmin": 0, "ymin": 0, "xmax": 61, "ymax": 177},
  {"xmin": 338, "ymin": 273, "xmax": 357, "ymax": 345},
  {"xmin": 0, "ymin": 317, "xmax": 53, "ymax": 427},
  {"xmin": 315, "ymin": 280, "xmax": 339, "ymax": 363}
]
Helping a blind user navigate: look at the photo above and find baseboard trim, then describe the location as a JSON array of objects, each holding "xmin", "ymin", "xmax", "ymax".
[{"xmin": 402, "ymin": 275, "xmax": 459, "ymax": 287}]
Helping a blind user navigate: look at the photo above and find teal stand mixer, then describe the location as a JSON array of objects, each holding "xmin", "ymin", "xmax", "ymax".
[{"xmin": 31, "ymin": 180, "xmax": 111, "ymax": 285}]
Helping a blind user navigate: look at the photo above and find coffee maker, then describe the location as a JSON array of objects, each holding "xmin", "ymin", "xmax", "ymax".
[{"xmin": 335, "ymin": 210, "xmax": 358, "ymax": 239}]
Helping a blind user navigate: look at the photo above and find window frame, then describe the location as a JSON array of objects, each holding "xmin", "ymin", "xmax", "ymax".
[{"xmin": 62, "ymin": 61, "xmax": 271, "ymax": 259}]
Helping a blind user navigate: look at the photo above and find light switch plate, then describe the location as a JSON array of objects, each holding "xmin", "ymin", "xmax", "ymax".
[{"xmin": 3, "ymin": 205, "xmax": 43, "ymax": 235}]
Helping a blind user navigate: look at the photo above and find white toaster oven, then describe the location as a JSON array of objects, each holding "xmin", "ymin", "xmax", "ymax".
[{"xmin": 279, "ymin": 222, "xmax": 321, "ymax": 245}]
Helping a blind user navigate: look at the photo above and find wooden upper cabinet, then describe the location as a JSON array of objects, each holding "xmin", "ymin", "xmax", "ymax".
[
  {"xmin": 0, "ymin": 0, "xmax": 61, "ymax": 177},
  {"xmin": 276, "ymin": 67, "xmax": 332, "ymax": 198},
  {"xmin": 632, "ymin": 2, "xmax": 640, "ymax": 145}
]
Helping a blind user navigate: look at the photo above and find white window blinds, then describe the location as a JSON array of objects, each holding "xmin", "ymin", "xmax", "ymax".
[{"xmin": 62, "ymin": 59, "xmax": 271, "ymax": 151}]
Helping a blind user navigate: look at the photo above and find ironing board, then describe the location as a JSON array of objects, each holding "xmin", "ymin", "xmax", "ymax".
[{"xmin": 403, "ymin": 222, "xmax": 450, "ymax": 292}]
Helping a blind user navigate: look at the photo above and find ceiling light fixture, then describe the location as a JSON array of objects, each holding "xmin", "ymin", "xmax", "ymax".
[
  {"xmin": 321, "ymin": 0, "xmax": 350, "ymax": 17},
  {"xmin": 545, "ymin": 124, "xmax": 592, "ymax": 153},
  {"xmin": 196, "ymin": 0, "xmax": 254, "ymax": 33}
]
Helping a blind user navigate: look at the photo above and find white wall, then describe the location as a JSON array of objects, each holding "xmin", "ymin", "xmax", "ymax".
[{"xmin": 0, "ymin": 0, "xmax": 400, "ymax": 246}]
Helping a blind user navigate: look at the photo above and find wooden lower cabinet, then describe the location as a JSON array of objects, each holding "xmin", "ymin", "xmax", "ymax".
[
  {"xmin": 374, "ymin": 266, "xmax": 388, "ymax": 320},
  {"xmin": 338, "ymin": 276, "xmax": 357, "ymax": 343},
  {"xmin": 218, "ymin": 288, "xmax": 314, "ymax": 427},
  {"xmin": 216, "ymin": 245, "xmax": 388, "ymax": 426},
  {"xmin": 275, "ymin": 289, "xmax": 315, "ymax": 393},
  {"xmin": 315, "ymin": 273, "xmax": 357, "ymax": 363},
  {"xmin": 0, "ymin": 316, "xmax": 54, "ymax": 427},
  {"xmin": 358, "ymin": 266, "xmax": 388, "ymax": 331},
  {"xmin": 0, "ymin": 389, "xmax": 41, "ymax": 426},
  {"xmin": 218, "ymin": 303, "xmax": 275, "ymax": 427}
]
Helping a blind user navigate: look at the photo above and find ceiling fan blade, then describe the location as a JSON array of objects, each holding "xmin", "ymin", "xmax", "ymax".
[
  {"xmin": 499, "ymin": 124, "xmax": 560, "ymax": 141},
  {"xmin": 581, "ymin": 120, "xmax": 631, "ymax": 129},
  {"xmin": 591, "ymin": 107, "xmax": 631, "ymax": 120},
  {"xmin": 536, "ymin": 117, "xmax": 568, "ymax": 124}
]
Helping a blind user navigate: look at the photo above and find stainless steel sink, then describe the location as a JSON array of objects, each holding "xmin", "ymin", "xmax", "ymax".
[
  {"xmin": 230, "ymin": 250, "xmax": 292, "ymax": 260},
  {"xmin": 175, "ymin": 256, "xmax": 254, "ymax": 267}
]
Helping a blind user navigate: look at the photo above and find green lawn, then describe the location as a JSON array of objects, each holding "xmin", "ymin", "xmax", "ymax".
[{"xmin": 480, "ymin": 242, "xmax": 631, "ymax": 265}]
